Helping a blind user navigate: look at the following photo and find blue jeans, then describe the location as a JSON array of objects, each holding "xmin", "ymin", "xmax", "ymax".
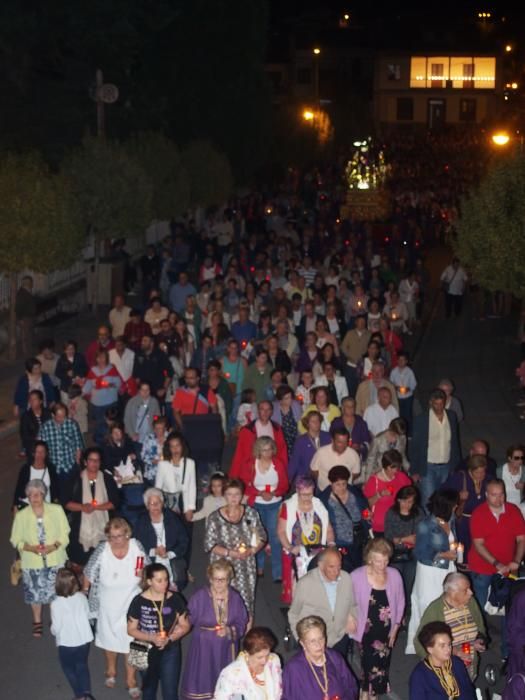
[
  {"xmin": 141, "ymin": 642, "xmax": 181, "ymax": 700},
  {"xmin": 420, "ymin": 463, "xmax": 450, "ymax": 512},
  {"xmin": 58, "ymin": 643, "xmax": 91, "ymax": 697},
  {"xmin": 254, "ymin": 500, "xmax": 282, "ymax": 580},
  {"xmin": 91, "ymin": 402, "xmax": 117, "ymax": 446}
]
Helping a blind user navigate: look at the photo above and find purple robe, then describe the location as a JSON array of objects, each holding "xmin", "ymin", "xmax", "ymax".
[
  {"xmin": 282, "ymin": 648, "xmax": 358, "ymax": 700},
  {"xmin": 287, "ymin": 431, "xmax": 331, "ymax": 484},
  {"xmin": 180, "ymin": 586, "xmax": 249, "ymax": 700},
  {"xmin": 506, "ymin": 587, "xmax": 525, "ymax": 680}
]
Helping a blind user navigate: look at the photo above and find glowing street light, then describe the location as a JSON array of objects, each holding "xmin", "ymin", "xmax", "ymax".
[
  {"xmin": 313, "ymin": 47, "xmax": 321, "ymax": 55},
  {"xmin": 491, "ymin": 131, "xmax": 511, "ymax": 146},
  {"xmin": 505, "ymin": 44, "xmax": 512, "ymax": 52},
  {"xmin": 303, "ymin": 109, "xmax": 315, "ymax": 121},
  {"xmin": 343, "ymin": 13, "xmax": 350, "ymax": 20}
]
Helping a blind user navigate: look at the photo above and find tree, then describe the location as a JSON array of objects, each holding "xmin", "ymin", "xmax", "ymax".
[
  {"xmin": 125, "ymin": 131, "xmax": 190, "ymax": 220},
  {"xmin": 63, "ymin": 135, "xmax": 153, "ymax": 309},
  {"xmin": 0, "ymin": 153, "xmax": 84, "ymax": 358},
  {"xmin": 455, "ymin": 154, "xmax": 525, "ymax": 298},
  {"xmin": 181, "ymin": 140, "xmax": 233, "ymax": 209}
]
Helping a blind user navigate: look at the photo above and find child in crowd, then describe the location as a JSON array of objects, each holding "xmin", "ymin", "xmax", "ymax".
[
  {"xmin": 236, "ymin": 388, "xmax": 257, "ymax": 429},
  {"xmin": 50, "ymin": 568, "xmax": 94, "ymax": 700},
  {"xmin": 295, "ymin": 370, "xmax": 315, "ymax": 409},
  {"xmin": 193, "ymin": 471, "xmax": 227, "ymax": 524}
]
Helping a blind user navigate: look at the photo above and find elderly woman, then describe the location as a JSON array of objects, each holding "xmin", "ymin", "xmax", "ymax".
[
  {"xmin": 283, "ymin": 615, "xmax": 358, "ymax": 700},
  {"xmin": 180, "ymin": 559, "xmax": 249, "ymax": 700},
  {"xmin": 320, "ymin": 465, "xmax": 370, "ymax": 572},
  {"xmin": 414, "ymin": 572, "xmax": 487, "ymax": 681},
  {"xmin": 350, "ymin": 538, "xmax": 405, "ymax": 700},
  {"xmin": 83, "ymin": 517, "xmax": 149, "ymax": 697},
  {"xmin": 298, "ymin": 387, "xmax": 340, "ymax": 434},
  {"xmin": 82, "ymin": 349, "xmax": 122, "ymax": 445},
  {"xmin": 134, "ymin": 487, "xmax": 189, "ymax": 591},
  {"xmin": 64, "ymin": 447, "xmax": 120, "ymax": 567},
  {"xmin": 10, "ymin": 479, "xmax": 70, "ymax": 637},
  {"xmin": 406, "ymin": 489, "xmax": 459, "ymax": 655},
  {"xmin": 330, "ymin": 396, "xmax": 371, "ymax": 462},
  {"xmin": 363, "ymin": 449, "xmax": 412, "ymax": 536},
  {"xmin": 444, "ymin": 454, "xmax": 489, "ymax": 565},
  {"xmin": 141, "ymin": 416, "xmax": 170, "ymax": 484},
  {"xmin": 272, "ymin": 385, "xmax": 302, "ymax": 456},
  {"xmin": 127, "ymin": 563, "xmax": 190, "ymax": 700},
  {"xmin": 234, "ymin": 436, "xmax": 289, "ymax": 581},
  {"xmin": 13, "ymin": 440, "xmax": 61, "ymax": 511},
  {"xmin": 409, "ymin": 622, "xmax": 475, "ymax": 699},
  {"xmin": 213, "ymin": 626, "xmax": 282, "ymax": 700},
  {"xmin": 384, "ymin": 484, "xmax": 424, "ymax": 600},
  {"xmin": 155, "ymin": 431, "xmax": 196, "ymax": 521},
  {"xmin": 362, "ymin": 417, "xmax": 409, "ymax": 484},
  {"xmin": 205, "ymin": 479, "xmax": 266, "ymax": 616},
  {"xmin": 287, "ymin": 411, "xmax": 331, "ymax": 485},
  {"xmin": 277, "ymin": 476, "xmax": 335, "ymax": 605}
]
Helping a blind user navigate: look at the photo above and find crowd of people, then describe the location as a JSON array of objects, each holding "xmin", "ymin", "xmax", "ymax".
[{"xmin": 9, "ymin": 137, "xmax": 525, "ymax": 700}]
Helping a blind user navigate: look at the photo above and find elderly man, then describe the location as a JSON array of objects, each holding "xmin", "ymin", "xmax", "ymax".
[
  {"xmin": 413, "ymin": 572, "xmax": 486, "ymax": 678},
  {"xmin": 363, "ymin": 386, "xmax": 399, "ymax": 437},
  {"xmin": 355, "ymin": 362, "xmax": 399, "ymax": 416},
  {"xmin": 310, "ymin": 426, "xmax": 361, "ymax": 492},
  {"xmin": 455, "ymin": 439, "xmax": 498, "ymax": 476},
  {"xmin": 38, "ymin": 403, "xmax": 84, "ymax": 482},
  {"xmin": 409, "ymin": 388, "xmax": 461, "ymax": 509},
  {"xmin": 288, "ymin": 547, "xmax": 358, "ymax": 658}
]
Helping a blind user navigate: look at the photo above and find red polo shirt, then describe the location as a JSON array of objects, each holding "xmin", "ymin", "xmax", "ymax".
[
  {"xmin": 172, "ymin": 387, "xmax": 217, "ymax": 415},
  {"xmin": 468, "ymin": 501, "xmax": 525, "ymax": 575}
]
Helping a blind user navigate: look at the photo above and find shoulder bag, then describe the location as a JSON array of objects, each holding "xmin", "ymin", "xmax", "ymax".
[{"xmin": 128, "ymin": 640, "xmax": 153, "ymax": 670}]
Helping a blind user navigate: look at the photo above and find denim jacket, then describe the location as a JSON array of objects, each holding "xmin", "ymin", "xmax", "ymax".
[{"xmin": 414, "ymin": 515, "xmax": 457, "ymax": 569}]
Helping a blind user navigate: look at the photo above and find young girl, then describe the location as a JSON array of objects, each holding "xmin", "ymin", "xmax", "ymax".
[
  {"xmin": 236, "ymin": 388, "xmax": 257, "ymax": 429},
  {"xmin": 50, "ymin": 568, "xmax": 94, "ymax": 700},
  {"xmin": 295, "ymin": 370, "xmax": 315, "ymax": 408},
  {"xmin": 127, "ymin": 564, "xmax": 190, "ymax": 700},
  {"xmin": 192, "ymin": 472, "xmax": 227, "ymax": 524}
]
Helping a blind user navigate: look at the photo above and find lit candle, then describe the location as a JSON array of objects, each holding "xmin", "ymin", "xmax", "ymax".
[
  {"xmin": 357, "ymin": 300, "xmax": 362, "ymax": 307},
  {"xmin": 348, "ymin": 438, "xmax": 353, "ymax": 447},
  {"xmin": 159, "ymin": 630, "xmax": 167, "ymax": 639},
  {"xmin": 362, "ymin": 509, "xmax": 370, "ymax": 520},
  {"xmin": 224, "ymin": 372, "xmax": 231, "ymax": 379},
  {"xmin": 241, "ymin": 340, "xmax": 247, "ymax": 349},
  {"xmin": 391, "ymin": 313, "xmax": 397, "ymax": 321},
  {"xmin": 457, "ymin": 543, "xmax": 464, "ymax": 564},
  {"xmin": 238, "ymin": 543, "xmax": 247, "ymax": 554},
  {"xmin": 296, "ymin": 393, "xmax": 304, "ymax": 403},
  {"xmin": 450, "ymin": 542, "xmax": 457, "ymax": 553},
  {"xmin": 461, "ymin": 642, "xmax": 471, "ymax": 655},
  {"xmin": 399, "ymin": 386, "xmax": 407, "ymax": 395},
  {"xmin": 91, "ymin": 499, "xmax": 98, "ymax": 506},
  {"xmin": 135, "ymin": 556, "xmax": 145, "ymax": 576}
]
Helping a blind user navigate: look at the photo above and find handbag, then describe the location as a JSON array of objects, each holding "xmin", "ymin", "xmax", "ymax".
[
  {"xmin": 10, "ymin": 558, "xmax": 22, "ymax": 586},
  {"xmin": 485, "ymin": 573, "xmax": 513, "ymax": 616},
  {"xmin": 333, "ymin": 492, "xmax": 368, "ymax": 548},
  {"xmin": 169, "ymin": 557, "xmax": 188, "ymax": 590},
  {"xmin": 128, "ymin": 640, "xmax": 153, "ymax": 670},
  {"xmin": 391, "ymin": 544, "xmax": 413, "ymax": 563}
]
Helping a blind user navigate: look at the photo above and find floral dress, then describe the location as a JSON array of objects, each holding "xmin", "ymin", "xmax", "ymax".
[{"xmin": 361, "ymin": 588, "xmax": 392, "ymax": 695}]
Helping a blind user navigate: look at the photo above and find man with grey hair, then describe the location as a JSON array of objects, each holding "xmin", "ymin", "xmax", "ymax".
[
  {"xmin": 288, "ymin": 546, "xmax": 358, "ymax": 659},
  {"xmin": 438, "ymin": 378, "xmax": 464, "ymax": 423},
  {"xmin": 411, "ymin": 572, "xmax": 486, "ymax": 677}
]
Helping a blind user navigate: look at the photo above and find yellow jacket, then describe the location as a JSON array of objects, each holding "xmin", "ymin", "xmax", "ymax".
[{"xmin": 10, "ymin": 503, "xmax": 70, "ymax": 570}]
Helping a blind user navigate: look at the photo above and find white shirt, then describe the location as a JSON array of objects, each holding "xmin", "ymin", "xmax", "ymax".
[
  {"xmin": 441, "ymin": 265, "xmax": 468, "ymax": 296},
  {"xmin": 109, "ymin": 306, "xmax": 131, "ymax": 338},
  {"xmin": 155, "ymin": 458, "xmax": 197, "ymax": 512},
  {"xmin": 363, "ymin": 403, "xmax": 399, "ymax": 436},
  {"xmin": 390, "ymin": 366, "xmax": 417, "ymax": 399},
  {"xmin": 253, "ymin": 461, "xmax": 280, "ymax": 504},
  {"xmin": 30, "ymin": 467, "xmax": 51, "ymax": 502},
  {"xmin": 109, "ymin": 347, "xmax": 135, "ymax": 382},
  {"xmin": 255, "ymin": 420, "xmax": 275, "ymax": 439},
  {"xmin": 314, "ymin": 374, "xmax": 349, "ymax": 405},
  {"xmin": 501, "ymin": 463, "xmax": 523, "ymax": 507},
  {"xmin": 427, "ymin": 410, "xmax": 451, "ymax": 464},
  {"xmin": 51, "ymin": 593, "xmax": 94, "ymax": 647},
  {"xmin": 310, "ymin": 444, "xmax": 361, "ymax": 491}
]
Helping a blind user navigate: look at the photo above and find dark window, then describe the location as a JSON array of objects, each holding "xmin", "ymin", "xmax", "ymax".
[
  {"xmin": 459, "ymin": 98, "xmax": 476, "ymax": 122},
  {"xmin": 396, "ymin": 97, "xmax": 414, "ymax": 121},
  {"xmin": 296, "ymin": 68, "xmax": 312, "ymax": 84},
  {"xmin": 387, "ymin": 64, "xmax": 401, "ymax": 81}
]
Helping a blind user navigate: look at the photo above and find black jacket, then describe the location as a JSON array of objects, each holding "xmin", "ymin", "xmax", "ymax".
[
  {"xmin": 134, "ymin": 509, "xmax": 189, "ymax": 560},
  {"xmin": 19, "ymin": 408, "xmax": 52, "ymax": 456},
  {"xmin": 13, "ymin": 461, "xmax": 61, "ymax": 509}
]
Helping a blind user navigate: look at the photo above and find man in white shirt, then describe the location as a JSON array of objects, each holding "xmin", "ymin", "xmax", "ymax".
[
  {"xmin": 363, "ymin": 387, "xmax": 399, "ymax": 436},
  {"xmin": 310, "ymin": 427, "xmax": 361, "ymax": 491},
  {"xmin": 440, "ymin": 257, "xmax": 468, "ymax": 318},
  {"xmin": 314, "ymin": 361, "xmax": 349, "ymax": 406},
  {"xmin": 109, "ymin": 337, "xmax": 135, "ymax": 386},
  {"xmin": 108, "ymin": 294, "xmax": 131, "ymax": 338}
]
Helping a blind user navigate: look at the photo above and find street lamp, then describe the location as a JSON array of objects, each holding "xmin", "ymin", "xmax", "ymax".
[
  {"xmin": 312, "ymin": 47, "xmax": 321, "ymax": 109},
  {"xmin": 491, "ymin": 131, "xmax": 510, "ymax": 146},
  {"xmin": 303, "ymin": 109, "xmax": 314, "ymax": 121}
]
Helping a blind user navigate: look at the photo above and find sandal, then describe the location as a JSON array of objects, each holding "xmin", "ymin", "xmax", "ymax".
[
  {"xmin": 32, "ymin": 621, "xmax": 43, "ymax": 638},
  {"xmin": 127, "ymin": 688, "xmax": 141, "ymax": 699},
  {"xmin": 104, "ymin": 676, "xmax": 116, "ymax": 688}
]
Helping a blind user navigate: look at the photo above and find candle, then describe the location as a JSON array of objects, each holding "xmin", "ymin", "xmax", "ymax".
[
  {"xmin": 357, "ymin": 300, "xmax": 362, "ymax": 307},
  {"xmin": 215, "ymin": 624, "xmax": 222, "ymax": 632},
  {"xmin": 457, "ymin": 543, "xmax": 464, "ymax": 564},
  {"xmin": 241, "ymin": 340, "xmax": 247, "ymax": 349},
  {"xmin": 159, "ymin": 630, "xmax": 167, "ymax": 639},
  {"xmin": 391, "ymin": 313, "xmax": 397, "ymax": 321},
  {"xmin": 296, "ymin": 393, "xmax": 304, "ymax": 403},
  {"xmin": 450, "ymin": 542, "xmax": 457, "ymax": 553},
  {"xmin": 461, "ymin": 642, "xmax": 471, "ymax": 655},
  {"xmin": 265, "ymin": 484, "xmax": 272, "ymax": 493},
  {"xmin": 224, "ymin": 372, "xmax": 231, "ymax": 379},
  {"xmin": 399, "ymin": 386, "xmax": 407, "ymax": 395},
  {"xmin": 135, "ymin": 556, "xmax": 144, "ymax": 576},
  {"xmin": 238, "ymin": 543, "xmax": 247, "ymax": 554},
  {"xmin": 91, "ymin": 499, "xmax": 98, "ymax": 506},
  {"xmin": 348, "ymin": 438, "xmax": 353, "ymax": 447},
  {"xmin": 362, "ymin": 509, "xmax": 370, "ymax": 520},
  {"xmin": 387, "ymin": 485, "xmax": 395, "ymax": 495}
]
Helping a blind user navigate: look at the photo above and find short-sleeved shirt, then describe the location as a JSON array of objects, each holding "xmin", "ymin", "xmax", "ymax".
[
  {"xmin": 127, "ymin": 592, "xmax": 186, "ymax": 639},
  {"xmin": 172, "ymin": 387, "xmax": 217, "ymax": 415},
  {"xmin": 469, "ymin": 501, "xmax": 525, "ymax": 575}
]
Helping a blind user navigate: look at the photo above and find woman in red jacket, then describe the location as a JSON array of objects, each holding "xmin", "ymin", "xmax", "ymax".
[{"xmin": 235, "ymin": 436, "xmax": 289, "ymax": 582}]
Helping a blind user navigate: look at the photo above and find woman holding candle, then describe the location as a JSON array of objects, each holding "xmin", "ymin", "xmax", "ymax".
[
  {"xmin": 362, "ymin": 417, "xmax": 409, "ymax": 483},
  {"xmin": 409, "ymin": 622, "xmax": 475, "ymax": 699},
  {"xmin": 204, "ymin": 479, "xmax": 266, "ymax": 616},
  {"xmin": 180, "ymin": 559, "xmax": 249, "ymax": 700},
  {"xmin": 363, "ymin": 449, "xmax": 412, "ymax": 537},
  {"xmin": 355, "ymin": 340, "xmax": 382, "ymax": 382},
  {"xmin": 155, "ymin": 432, "xmax": 196, "ymax": 521},
  {"xmin": 83, "ymin": 516, "xmax": 149, "ymax": 696},
  {"xmin": 350, "ymin": 538, "xmax": 405, "ymax": 700},
  {"xmin": 127, "ymin": 563, "xmax": 190, "ymax": 700},
  {"xmin": 213, "ymin": 626, "xmax": 282, "ymax": 700},
  {"xmin": 64, "ymin": 447, "xmax": 120, "ymax": 568},
  {"xmin": 405, "ymin": 489, "xmax": 459, "ymax": 655},
  {"xmin": 82, "ymin": 349, "xmax": 122, "ymax": 446},
  {"xmin": 283, "ymin": 615, "xmax": 358, "ymax": 700},
  {"xmin": 10, "ymin": 479, "xmax": 70, "ymax": 637},
  {"xmin": 298, "ymin": 387, "xmax": 340, "ymax": 434},
  {"xmin": 277, "ymin": 476, "xmax": 335, "ymax": 605}
]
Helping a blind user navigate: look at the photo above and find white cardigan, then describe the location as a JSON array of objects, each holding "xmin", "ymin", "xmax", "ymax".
[{"xmin": 155, "ymin": 457, "xmax": 196, "ymax": 512}]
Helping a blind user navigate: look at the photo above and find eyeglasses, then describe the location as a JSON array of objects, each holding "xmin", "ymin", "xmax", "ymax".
[
  {"xmin": 211, "ymin": 577, "xmax": 228, "ymax": 582},
  {"xmin": 512, "ymin": 455, "xmax": 524, "ymax": 460}
]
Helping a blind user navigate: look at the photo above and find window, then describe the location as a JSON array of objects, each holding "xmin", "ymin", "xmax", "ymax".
[
  {"xmin": 296, "ymin": 68, "xmax": 312, "ymax": 84},
  {"xmin": 410, "ymin": 57, "xmax": 427, "ymax": 88},
  {"xmin": 387, "ymin": 64, "xmax": 401, "ymax": 81},
  {"xmin": 459, "ymin": 98, "xmax": 476, "ymax": 122},
  {"xmin": 431, "ymin": 62, "xmax": 445, "ymax": 88},
  {"xmin": 462, "ymin": 63, "xmax": 474, "ymax": 89},
  {"xmin": 396, "ymin": 97, "xmax": 413, "ymax": 121},
  {"xmin": 410, "ymin": 56, "xmax": 495, "ymax": 89}
]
